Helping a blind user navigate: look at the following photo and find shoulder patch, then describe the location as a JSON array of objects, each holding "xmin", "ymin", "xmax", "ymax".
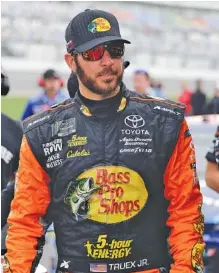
[
  {"xmin": 129, "ymin": 95, "xmax": 185, "ymax": 120},
  {"xmin": 23, "ymin": 112, "xmax": 52, "ymax": 132},
  {"xmin": 23, "ymin": 100, "xmax": 75, "ymax": 132},
  {"xmin": 152, "ymin": 104, "xmax": 183, "ymax": 120}
]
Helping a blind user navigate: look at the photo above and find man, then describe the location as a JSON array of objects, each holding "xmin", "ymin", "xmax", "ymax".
[
  {"xmin": 21, "ymin": 69, "xmax": 69, "ymax": 120},
  {"xmin": 153, "ymin": 81, "xmax": 166, "ymax": 99},
  {"xmin": 133, "ymin": 69, "xmax": 156, "ymax": 96},
  {"xmin": 178, "ymin": 81, "xmax": 193, "ymax": 115},
  {"xmin": 4, "ymin": 9, "xmax": 205, "ymax": 273},
  {"xmin": 207, "ymin": 82, "xmax": 219, "ymax": 114},
  {"xmin": 1, "ymin": 69, "xmax": 23, "ymax": 254},
  {"xmin": 67, "ymin": 61, "xmax": 130, "ymax": 98},
  {"xmin": 205, "ymin": 125, "xmax": 219, "ymax": 192},
  {"xmin": 205, "ymin": 125, "xmax": 219, "ymax": 272},
  {"xmin": 191, "ymin": 79, "xmax": 206, "ymax": 116}
]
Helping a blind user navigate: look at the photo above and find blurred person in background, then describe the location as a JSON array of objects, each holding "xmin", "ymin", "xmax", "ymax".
[
  {"xmin": 178, "ymin": 81, "xmax": 193, "ymax": 115},
  {"xmin": 191, "ymin": 79, "xmax": 206, "ymax": 115},
  {"xmin": 133, "ymin": 69, "xmax": 156, "ymax": 96},
  {"xmin": 206, "ymin": 82, "xmax": 219, "ymax": 114},
  {"xmin": 1, "ymin": 69, "xmax": 23, "ymax": 255},
  {"xmin": 21, "ymin": 69, "xmax": 69, "ymax": 120},
  {"xmin": 153, "ymin": 81, "xmax": 166, "ymax": 99},
  {"xmin": 205, "ymin": 125, "xmax": 219, "ymax": 192},
  {"xmin": 4, "ymin": 9, "xmax": 205, "ymax": 273},
  {"xmin": 205, "ymin": 125, "xmax": 219, "ymax": 273}
]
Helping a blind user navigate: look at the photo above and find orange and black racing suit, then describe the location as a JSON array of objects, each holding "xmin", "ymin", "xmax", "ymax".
[{"xmin": 4, "ymin": 85, "xmax": 205, "ymax": 273}]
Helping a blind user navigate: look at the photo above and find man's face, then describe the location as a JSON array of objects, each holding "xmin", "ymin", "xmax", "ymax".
[
  {"xmin": 65, "ymin": 43, "xmax": 124, "ymax": 97},
  {"xmin": 44, "ymin": 78, "xmax": 60, "ymax": 94},
  {"xmin": 133, "ymin": 73, "xmax": 150, "ymax": 94}
]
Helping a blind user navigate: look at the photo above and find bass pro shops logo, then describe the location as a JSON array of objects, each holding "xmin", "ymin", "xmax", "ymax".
[{"xmin": 65, "ymin": 166, "xmax": 148, "ymax": 224}]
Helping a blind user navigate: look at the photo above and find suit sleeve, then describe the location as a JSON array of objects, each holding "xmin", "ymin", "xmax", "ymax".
[
  {"xmin": 164, "ymin": 119, "xmax": 205, "ymax": 273},
  {"xmin": 4, "ymin": 136, "xmax": 51, "ymax": 273}
]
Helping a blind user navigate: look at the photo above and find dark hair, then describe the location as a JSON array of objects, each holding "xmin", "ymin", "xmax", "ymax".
[
  {"xmin": 134, "ymin": 69, "xmax": 150, "ymax": 79},
  {"xmin": 67, "ymin": 72, "xmax": 79, "ymax": 98}
]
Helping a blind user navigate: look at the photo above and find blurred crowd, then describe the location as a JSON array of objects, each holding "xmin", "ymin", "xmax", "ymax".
[
  {"xmin": 9, "ymin": 67, "xmax": 218, "ymax": 121},
  {"xmin": 178, "ymin": 79, "xmax": 219, "ymax": 116},
  {"xmin": 132, "ymin": 69, "xmax": 219, "ymax": 116}
]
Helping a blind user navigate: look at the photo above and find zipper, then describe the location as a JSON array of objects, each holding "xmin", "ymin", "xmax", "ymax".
[{"xmin": 102, "ymin": 120, "xmax": 106, "ymax": 164}]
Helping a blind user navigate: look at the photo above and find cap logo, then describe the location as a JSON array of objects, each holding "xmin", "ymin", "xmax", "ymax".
[
  {"xmin": 67, "ymin": 40, "xmax": 74, "ymax": 49},
  {"xmin": 88, "ymin": 18, "xmax": 111, "ymax": 33}
]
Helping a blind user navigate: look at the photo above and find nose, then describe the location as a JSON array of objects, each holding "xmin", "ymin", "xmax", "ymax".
[{"xmin": 100, "ymin": 50, "xmax": 114, "ymax": 66}]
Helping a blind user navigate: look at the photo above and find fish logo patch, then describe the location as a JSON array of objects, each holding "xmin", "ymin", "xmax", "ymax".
[{"xmin": 88, "ymin": 18, "xmax": 111, "ymax": 33}]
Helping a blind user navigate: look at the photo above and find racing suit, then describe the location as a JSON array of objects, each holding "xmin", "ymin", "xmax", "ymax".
[{"xmin": 4, "ymin": 84, "xmax": 205, "ymax": 273}]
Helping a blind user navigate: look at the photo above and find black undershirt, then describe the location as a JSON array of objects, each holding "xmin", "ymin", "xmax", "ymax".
[{"xmin": 78, "ymin": 90, "xmax": 123, "ymax": 118}]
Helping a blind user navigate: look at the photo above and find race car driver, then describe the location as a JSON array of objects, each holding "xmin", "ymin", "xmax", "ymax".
[
  {"xmin": 4, "ymin": 9, "xmax": 205, "ymax": 273},
  {"xmin": 67, "ymin": 61, "xmax": 130, "ymax": 98}
]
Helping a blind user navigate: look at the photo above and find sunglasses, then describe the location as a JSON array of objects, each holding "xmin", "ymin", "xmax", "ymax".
[{"xmin": 74, "ymin": 43, "xmax": 125, "ymax": 61}]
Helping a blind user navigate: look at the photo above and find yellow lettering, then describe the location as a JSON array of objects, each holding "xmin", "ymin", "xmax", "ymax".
[
  {"xmin": 92, "ymin": 249, "xmax": 99, "ymax": 258},
  {"xmin": 67, "ymin": 149, "xmax": 90, "ymax": 158},
  {"xmin": 111, "ymin": 249, "xmax": 119, "ymax": 259},
  {"xmin": 118, "ymin": 248, "xmax": 125, "ymax": 258},
  {"xmin": 67, "ymin": 135, "xmax": 88, "ymax": 147},
  {"xmin": 125, "ymin": 247, "xmax": 132, "ymax": 256}
]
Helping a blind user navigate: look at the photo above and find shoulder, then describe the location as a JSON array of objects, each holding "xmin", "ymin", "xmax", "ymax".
[
  {"xmin": 2, "ymin": 113, "xmax": 22, "ymax": 131},
  {"xmin": 22, "ymin": 98, "xmax": 75, "ymax": 133},
  {"xmin": 125, "ymin": 89, "xmax": 185, "ymax": 120}
]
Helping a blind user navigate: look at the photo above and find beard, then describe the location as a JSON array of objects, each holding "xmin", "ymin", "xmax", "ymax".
[{"xmin": 75, "ymin": 57, "xmax": 124, "ymax": 96}]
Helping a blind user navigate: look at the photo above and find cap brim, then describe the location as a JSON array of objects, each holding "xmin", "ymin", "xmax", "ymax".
[{"xmin": 75, "ymin": 36, "xmax": 131, "ymax": 53}]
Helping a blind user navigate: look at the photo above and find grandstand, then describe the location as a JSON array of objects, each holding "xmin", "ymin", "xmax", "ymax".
[{"xmin": 1, "ymin": 1, "xmax": 219, "ymax": 96}]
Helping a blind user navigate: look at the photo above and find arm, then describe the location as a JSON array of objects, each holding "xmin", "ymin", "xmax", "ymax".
[
  {"xmin": 3, "ymin": 136, "xmax": 51, "ymax": 273},
  {"xmin": 205, "ymin": 125, "xmax": 219, "ymax": 192},
  {"xmin": 205, "ymin": 162, "xmax": 219, "ymax": 192},
  {"xmin": 1, "ymin": 182, "xmax": 15, "ymax": 228},
  {"xmin": 164, "ymin": 119, "xmax": 205, "ymax": 273},
  {"xmin": 21, "ymin": 101, "xmax": 34, "ymax": 121}
]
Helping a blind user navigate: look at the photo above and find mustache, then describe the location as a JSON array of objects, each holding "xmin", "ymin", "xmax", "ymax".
[{"xmin": 97, "ymin": 68, "xmax": 118, "ymax": 77}]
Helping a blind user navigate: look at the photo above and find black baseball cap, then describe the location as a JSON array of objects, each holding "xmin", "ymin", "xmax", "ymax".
[
  {"xmin": 65, "ymin": 9, "xmax": 131, "ymax": 53},
  {"xmin": 43, "ymin": 69, "xmax": 60, "ymax": 80}
]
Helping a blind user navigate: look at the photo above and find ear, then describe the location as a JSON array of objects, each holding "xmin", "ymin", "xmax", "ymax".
[{"xmin": 64, "ymin": 53, "xmax": 77, "ymax": 73}]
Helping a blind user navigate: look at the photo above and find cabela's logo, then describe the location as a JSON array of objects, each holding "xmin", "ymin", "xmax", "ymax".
[
  {"xmin": 65, "ymin": 166, "xmax": 148, "ymax": 224},
  {"xmin": 88, "ymin": 18, "xmax": 111, "ymax": 33}
]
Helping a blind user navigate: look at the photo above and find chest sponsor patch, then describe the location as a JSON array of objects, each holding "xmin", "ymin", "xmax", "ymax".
[
  {"xmin": 42, "ymin": 139, "xmax": 63, "ymax": 156},
  {"xmin": 51, "ymin": 118, "xmax": 76, "ymax": 137},
  {"xmin": 65, "ymin": 166, "xmax": 148, "ymax": 224}
]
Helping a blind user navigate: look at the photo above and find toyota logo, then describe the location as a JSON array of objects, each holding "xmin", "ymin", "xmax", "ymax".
[{"xmin": 124, "ymin": 115, "xmax": 145, "ymax": 129}]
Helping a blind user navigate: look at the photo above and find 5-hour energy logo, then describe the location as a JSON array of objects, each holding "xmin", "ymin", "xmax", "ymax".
[{"xmin": 84, "ymin": 234, "xmax": 133, "ymax": 259}]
